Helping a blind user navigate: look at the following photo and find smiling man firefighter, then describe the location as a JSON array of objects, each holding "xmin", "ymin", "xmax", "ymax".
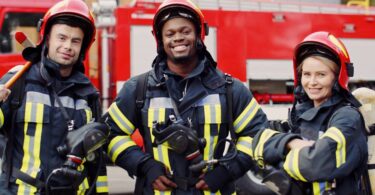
[
  {"xmin": 0, "ymin": 0, "xmax": 108, "ymax": 194},
  {"xmin": 105, "ymin": 0, "xmax": 268, "ymax": 194}
]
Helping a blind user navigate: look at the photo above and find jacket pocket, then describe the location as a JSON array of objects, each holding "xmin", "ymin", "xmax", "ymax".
[{"xmin": 15, "ymin": 102, "xmax": 50, "ymax": 136}]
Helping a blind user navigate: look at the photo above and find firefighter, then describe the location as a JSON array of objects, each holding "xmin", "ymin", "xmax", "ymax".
[
  {"xmin": 0, "ymin": 0, "xmax": 108, "ymax": 194},
  {"xmin": 252, "ymin": 31, "xmax": 368, "ymax": 194},
  {"xmin": 105, "ymin": 0, "xmax": 268, "ymax": 194}
]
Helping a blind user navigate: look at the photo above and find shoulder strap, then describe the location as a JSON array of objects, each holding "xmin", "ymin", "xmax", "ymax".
[
  {"xmin": 225, "ymin": 73, "xmax": 236, "ymax": 141},
  {"xmin": 135, "ymin": 71, "xmax": 150, "ymax": 127},
  {"xmin": 3, "ymin": 72, "xmax": 27, "ymax": 188}
]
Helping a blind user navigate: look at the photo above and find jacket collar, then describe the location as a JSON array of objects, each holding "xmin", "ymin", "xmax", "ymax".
[{"xmin": 297, "ymin": 94, "xmax": 344, "ymax": 121}]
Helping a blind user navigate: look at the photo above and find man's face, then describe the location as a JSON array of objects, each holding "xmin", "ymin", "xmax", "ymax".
[
  {"xmin": 161, "ymin": 17, "xmax": 197, "ymax": 63},
  {"xmin": 47, "ymin": 24, "xmax": 84, "ymax": 68}
]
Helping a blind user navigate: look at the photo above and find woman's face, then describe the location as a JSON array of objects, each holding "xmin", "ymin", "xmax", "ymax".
[{"xmin": 301, "ymin": 57, "xmax": 336, "ymax": 107}]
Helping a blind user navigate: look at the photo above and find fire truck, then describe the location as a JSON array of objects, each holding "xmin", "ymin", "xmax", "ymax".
[
  {"xmin": 1, "ymin": 0, "xmax": 375, "ymax": 108},
  {"xmin": 1, "ymin": 0, "xmax": 375, "ymax": 193}
]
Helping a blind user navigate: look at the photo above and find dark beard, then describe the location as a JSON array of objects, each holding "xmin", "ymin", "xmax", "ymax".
[{"xmin": 170, "ymin": 55, "xmax": 192, "ymax": 64}]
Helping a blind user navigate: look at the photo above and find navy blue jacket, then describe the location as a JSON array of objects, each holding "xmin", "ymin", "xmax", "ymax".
[
  {"xmin": 0, "ymin": 59, "xmax": 108, "ymax": 194},
  {"xmin": 106, "ymin": 57, "xmax": 268, "ymax": 194},
  {"xmin": 252, "ymin": 93, "xmax": 368, "ymax": 195}
]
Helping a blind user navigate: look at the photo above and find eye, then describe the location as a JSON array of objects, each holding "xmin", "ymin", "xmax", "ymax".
[
  {"xmin": 318, "ymin": 73, "xmax": 326, "ymax": 77},
  {"xmin": 72, "ymin": 39, "xmax": 82, "ymax": 44},
  {"xmin": 58, "ymin": 36, "xmax": 65, "ymax": 41},
  {"xmin": 302, "ymin": 72, "xmax": 310, "ymax": 76}
]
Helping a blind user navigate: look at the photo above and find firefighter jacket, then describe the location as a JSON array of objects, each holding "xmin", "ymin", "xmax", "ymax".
[
  {"xmin": 106, "ymin": 56, "xmax": 269, "ymax": 194},
  {"xmin": 0, "ymin": 58, "xmax": 108, "ymax": 194},
  {"xmin": 252, "ymin": 93, "xmax": 368, "ymax": 195}
]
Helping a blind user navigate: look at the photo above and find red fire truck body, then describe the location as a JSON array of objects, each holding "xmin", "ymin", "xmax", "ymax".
[
  {"xmin": 108, "ymin": 1, "xmax": 375, "ymax": 105},
  {"xmin": 1, "ymin": 0, "xmax": 375, "ymax": 106}
]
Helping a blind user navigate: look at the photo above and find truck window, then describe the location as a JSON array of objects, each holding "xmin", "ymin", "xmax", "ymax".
[{"xmin": 0, "ymin": 12, "xmax": 43, "ymax": 54}]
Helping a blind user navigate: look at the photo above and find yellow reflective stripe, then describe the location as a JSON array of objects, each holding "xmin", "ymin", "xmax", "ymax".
[
  {"xmin": 236, "ymin": 137, "xmax": 253, "ymax": 157},
  {"xmin": 16, "ymin": 102, "xmax": 43, "ymax": 194},
  {"xmin": 233, "ymin": 98, "xmax": 260, "ymax": 133},
  {"xmin": 96, "ymin": 175, "xmax": 109, "ymax": 193},
  {"xmin": 149, "ymin": 108, "xmax": 171, "ymax": 195},
  {"xmin": 85, "ymin": 109, "xmax": 92, "ymax": 123},
  {"xmin": 78, "ymin": 177, "xmax": 89, "ymax": 195},
  {"xmin": 320, "ymin": 127, "xmax": 346, "ymax": 167},
  {"xmin": 204, "ymin": 190, "xmax": 221, "ymax": 195},
  {"xmin": 254, "ymin": 129, "xmax": 278, "ymax": 165},
  {"xmin": 108, "ymin": 102, "xmax": 135, "ymax": 135},
  {"xmin": 203, "ymin": 105, "xmax": 221, "ymax": 163},
  {"xmin": 0, "ymin": 108, "xmax": 4, "ymax": 128},
  {"xmin": 108, "ymin": 136, "xmax": 136, "ymax": 162},
  {"xmin": 312, "ymin": 182, "xmax": 321, "ymax": 195},
  {"xmin": 283, "ymin": 148, "xmax": 307, "ymax": 182}
]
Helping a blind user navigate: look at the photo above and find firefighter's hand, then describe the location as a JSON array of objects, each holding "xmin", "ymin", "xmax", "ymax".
[
  {"xmin": 195, "ymin": 179, "xmax": 209, "ymax": 190},
  {"xmin": 152, "ymin": 175, "xmax": 177, "ymax": 191},
  {"xmin": 0, "ymin": 85, "xmax": 11, "ymax": 102},
  {"xmin": 195, "ymin": 173, "xmax": 209, "ymax": 190},
  {"xmin": 287, "ymin": 138, "xmax": 315, "ymax": 150}
]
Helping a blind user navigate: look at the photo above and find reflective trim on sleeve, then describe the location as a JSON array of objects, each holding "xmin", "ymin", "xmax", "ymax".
[
  {"xmin": 236, "ymin": 136, "xmax": 253, "ymax": 157},
  {"xmin": 320, "ymin": 127, "xmax": 346, "ymax": 167},
  {"xmin": 96, "ymin": 175, "xmax": 109, "ymax": 193},
  {"xmin": 253, "ymin": 129, "xmax": 279, "ymax": 166},
  {"xmin": 16, "ymin": 102, "xmax": 44, "ymax": 194},
  {"xmin": 108, "ymin": 102, "xmax": 135, "ymax": 135},
  {"xmin": 108, "ymin": 136, "xmax": 136, "ymax": 162},
  {"xmin": 0, "ymin": 108, "xmax": 4, "ymax": 128},
  {"xmin": 203, "ymin": 104, "xmax": 221, "ymax": 164},
  {"xmin": 85, "ymin": 108, "xmax": 92, "ymax": 123},
  {"xmin": 234, "ymin": 98, "xmax": 260, "ymax": 133},
  {"xmin": 283, "ymin": 148, "xmax": 307, "ymax": 182},
  {"xmin": 78, "ymin": 177, "xmax": 89, "ymax": 195}
]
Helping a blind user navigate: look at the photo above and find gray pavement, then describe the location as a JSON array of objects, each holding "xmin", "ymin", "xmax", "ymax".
[{"xmin": 107, "ymin": 166, "xmax": 135, "ymax": 195}]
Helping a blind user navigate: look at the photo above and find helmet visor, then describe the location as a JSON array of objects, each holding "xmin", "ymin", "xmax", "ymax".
[{"xmin": 297, "ymin": 45, "xmax": 340, "ymax": 67}]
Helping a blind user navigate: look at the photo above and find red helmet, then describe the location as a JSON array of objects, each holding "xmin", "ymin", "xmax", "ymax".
[
  {"xmin": 38, "ymin": 0, "xmax": 96, "ymax": 59},
  {"xmin": 152, "ymin": 0, "xmax": 208, "ymax": 53},
  {"xmin": 293, "ymin": 31, "xmax": 353, "ymax": 91}
]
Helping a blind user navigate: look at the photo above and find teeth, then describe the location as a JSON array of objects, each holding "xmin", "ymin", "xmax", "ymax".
[{"xmin": 173, "ymin": 45, "xmax": 187, "ymax": 52}]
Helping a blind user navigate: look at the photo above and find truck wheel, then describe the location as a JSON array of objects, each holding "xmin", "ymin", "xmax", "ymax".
[{"xmin": 235, "ymin": 170, "xmax": 276, "ymax": 195}]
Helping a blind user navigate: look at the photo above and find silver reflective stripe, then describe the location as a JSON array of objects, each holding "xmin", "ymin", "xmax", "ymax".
[
  {"xmin": 76, "ymin": 99, "xmax": 89, "ymax": 110},
  {"xmin": 150, "ymin": 97, "xmax": 172, "ymax": 108},
  {"xmin": 197, "ymin": 94, "xmax": 220, "ymax": 106},
  {"xmin": 54, "ymin": 96, "xmax": 75, "ymax": 109},
  {"xmin": 26, "ymin": 91, "xmax": 51, "ymax": 106},
  {"xmin": 109, "ymin": 137, "xmax": 132, "ymax": 158}
]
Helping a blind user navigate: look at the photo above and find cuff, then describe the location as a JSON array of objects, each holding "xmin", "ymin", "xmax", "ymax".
[
  {"xmin": 204, "ymin": 165, "xmax": 232, "ymax": 192},
  {"xmin": 140, "ymin": 158, "xmax": 166, "ymax": 183}
]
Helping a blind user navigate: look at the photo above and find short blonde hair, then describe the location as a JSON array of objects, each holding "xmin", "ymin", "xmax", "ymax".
[{"xmin": 298, "ymin": 55, "xmax": 339, "ymax": 76}]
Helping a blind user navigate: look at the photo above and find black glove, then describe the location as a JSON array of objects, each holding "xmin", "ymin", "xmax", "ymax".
[
  {"xmin": 140, "ymin": 158, "xmax": 166, "ymax": 183},
  {"xmin": 268, "ymin": 120, "xmax": 291, "ymax": 133}
]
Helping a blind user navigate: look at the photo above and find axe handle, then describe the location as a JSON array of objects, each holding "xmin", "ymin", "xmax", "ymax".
[{"xmin": 4, "ymin": 61, "xmax": 32, "ymax": 89}]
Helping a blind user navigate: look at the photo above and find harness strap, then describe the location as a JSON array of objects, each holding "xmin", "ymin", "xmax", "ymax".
[
  {"xmin": 225, "ymin": 73, "xmax": 236, "ymax": 141},
  {"xmin": 12, "ymin": 167, "xmax": 45, "ymax": 189}
]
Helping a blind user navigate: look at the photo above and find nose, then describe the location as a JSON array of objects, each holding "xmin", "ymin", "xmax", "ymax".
[
  {"xmin": 173, "ymin": 32, "xmax": 184, "ymax": 42},
  {"xmin": 310, "ymin": 75, "xmax": 318, "ymax": 85},
  {"xmin": 62, "ymin": 40, "xmax": 72, "ymax": 50}
]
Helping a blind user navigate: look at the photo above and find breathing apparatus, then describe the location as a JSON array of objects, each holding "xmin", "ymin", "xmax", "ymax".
[
  {"xmin": 44, "ymin": 122, "xmax": 109, "ymax": 194},
  {"xmin": 152, "ymin": 115, "xmax": 207, "ymax": 175},
  {"xmin": 152, "ymin": 112, "xmax": 238, "ymax": 176}
]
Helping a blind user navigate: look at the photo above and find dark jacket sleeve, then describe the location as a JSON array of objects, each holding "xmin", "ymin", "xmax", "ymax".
[
  {"xmin": 204, "ymin": 78, "xmax": 269, "ymax": 191},
  {"xmin": 105, "ymin": 76, "xmax": 162, "ymax": 179},
  {"xmin": 282, "ymin": 107, "xmax": 367, "ymax": 182},
  {"xmin": 255, "ymin": 106, "xmax": 367, "ymax": 182}
]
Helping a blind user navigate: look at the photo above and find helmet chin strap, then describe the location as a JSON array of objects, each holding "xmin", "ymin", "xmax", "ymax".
[{"xmin": 40, "ymin": 44, "xmax": 53, "ymax": 86}]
